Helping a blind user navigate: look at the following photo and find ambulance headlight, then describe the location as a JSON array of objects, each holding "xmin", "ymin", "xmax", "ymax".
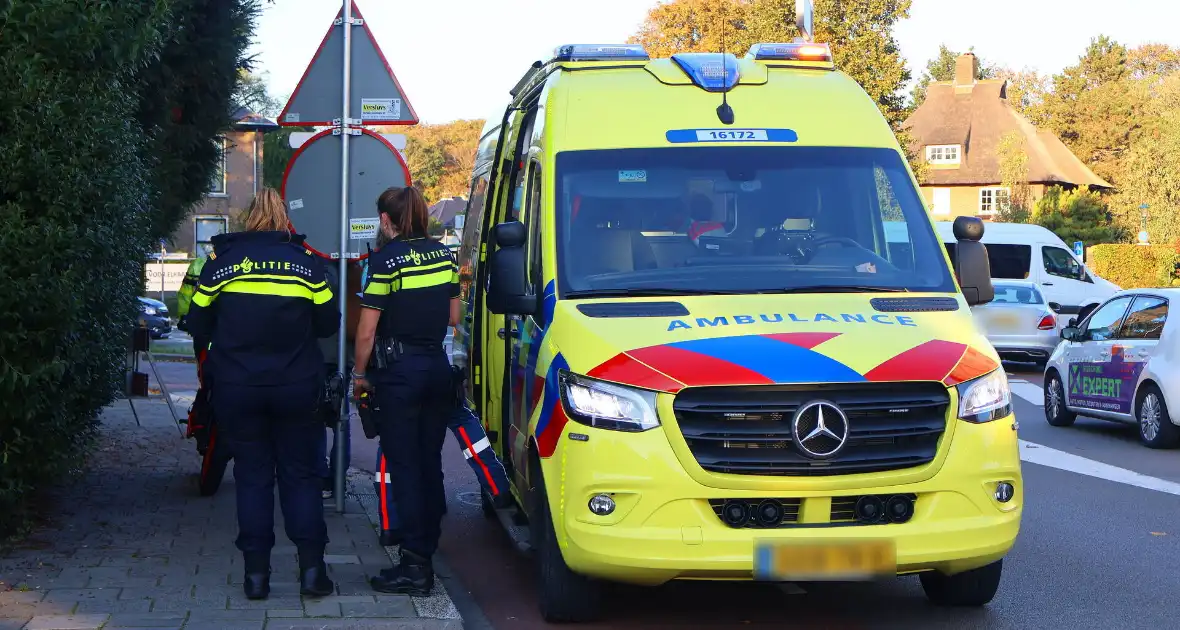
[
  {"xmin": 559, "ymin": 372, "xmax": 660, "ymax": 432},
  {"xmin": 956, "ymin": 369, "xmax": 1012, "ymax": 423}
]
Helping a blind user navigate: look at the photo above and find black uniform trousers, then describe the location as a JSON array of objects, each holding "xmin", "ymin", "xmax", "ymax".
[
  {"xmin": 212, "ymin": 377, "xmax": 329, "ymax": 559},
  {"xmin": 372, "ymin": 349, "xmax": 453, "ymax": 559}
]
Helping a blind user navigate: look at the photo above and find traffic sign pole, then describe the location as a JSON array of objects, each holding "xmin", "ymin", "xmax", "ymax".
[
  {"xmin": 334, "ymin": 0, "xmax": 352, "ymax": 513},
  {"xmin": 277, "ymin": 0, "xmax": 420, "ymax": 514}
]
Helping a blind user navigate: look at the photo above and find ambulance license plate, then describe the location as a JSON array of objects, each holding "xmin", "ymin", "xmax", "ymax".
[{"xmin": 754, "ymin": 539, "xmax": 896, "ymax": 581}]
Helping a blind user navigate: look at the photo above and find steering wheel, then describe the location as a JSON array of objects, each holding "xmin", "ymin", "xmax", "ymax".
[{"xmin": 812, "ymin": 236, "xmax": 864, "ymax": 249}]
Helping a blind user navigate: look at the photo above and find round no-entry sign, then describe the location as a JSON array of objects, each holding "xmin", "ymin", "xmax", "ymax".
[{"xmin": 281, "ymin": 127, "xmax": 411, "ymax": 260}]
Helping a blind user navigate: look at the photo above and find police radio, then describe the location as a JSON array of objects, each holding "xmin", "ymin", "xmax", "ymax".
[
  {"xmin": 357, "ymin": 388, "xmax": 378, "ymax": 440},
  {"xmin": 318, "ymin": 371, "xmax": 346, "ymax": 428}
]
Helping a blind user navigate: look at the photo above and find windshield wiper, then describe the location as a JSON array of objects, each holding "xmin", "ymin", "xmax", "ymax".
[{"xmin": 768, "ymin": 285, "xmax": 908, "ymax": 294}]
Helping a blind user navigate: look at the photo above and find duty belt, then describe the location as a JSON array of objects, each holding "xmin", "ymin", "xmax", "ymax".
[{"xmin": 371, "ymin": 337, "xmax": 442, "ymax": 369}]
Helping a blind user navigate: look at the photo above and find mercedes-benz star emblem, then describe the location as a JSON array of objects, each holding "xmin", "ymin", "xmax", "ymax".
[{"xmin": 791, "ymin": 400, "xmax": 850, "ymax": 459}]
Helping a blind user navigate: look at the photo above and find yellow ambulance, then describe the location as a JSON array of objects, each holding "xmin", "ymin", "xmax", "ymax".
[{"xmin": 454, "ymin": 15, "xmax": 1021, "ymax": 623}]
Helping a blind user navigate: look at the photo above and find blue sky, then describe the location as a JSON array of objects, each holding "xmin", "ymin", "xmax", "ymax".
[{"xmin": 252, "ymin": 0, "xmax": 1180, "ymax": 125}]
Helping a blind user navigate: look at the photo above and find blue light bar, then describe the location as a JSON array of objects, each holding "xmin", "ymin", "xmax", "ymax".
[
  {"xmin": 746, "ymin": 42, "xmax": 833, "ymax": 63},
  {"xmin": 552, "ymin": 44, "xmax": 650, "ymax": 62},
  {"xmin": 670, "ymin": 53, "xmax": 740, "ymax": 92}
]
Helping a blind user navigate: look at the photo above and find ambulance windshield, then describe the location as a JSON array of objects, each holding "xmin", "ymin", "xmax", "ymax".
[{"xmin": 554, "ymin": 146, "xmax": 956, "ymax": 297}]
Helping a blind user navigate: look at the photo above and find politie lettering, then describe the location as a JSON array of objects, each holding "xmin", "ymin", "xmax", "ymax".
[{"xmin": 667, "ymin": 313, "xmax": 917, "ymax": 332}]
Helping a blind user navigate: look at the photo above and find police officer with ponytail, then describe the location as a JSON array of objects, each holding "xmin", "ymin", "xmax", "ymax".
[
  {"xmin": 353, "ymin": 186, "xmax": 459, "ymax": 595},
  {"xmin": 185, "ymin": 188, "xmax": 340, "ymax": 601}
]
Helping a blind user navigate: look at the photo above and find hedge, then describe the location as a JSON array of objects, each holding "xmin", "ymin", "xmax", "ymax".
[
  {"xmin": 1087, "ymin": 244, "xmax": 1180, "ymax": 289},
  {"xmin": 0, "ymin": 0, "xmax": 260, "ymax": 537}
]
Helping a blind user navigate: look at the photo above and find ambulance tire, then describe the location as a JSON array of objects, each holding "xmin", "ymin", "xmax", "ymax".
[
  {"xmin": 532, "ymin": 457, "xmax": 602, "ymax": 623},
  {"xmin": 919, "ymin": 559, "xmax": 1003, "ymax": 607},
  {"xmin": 1136, "ymin": 384, "xmax": 1180, "ymax": 449},
  {"xmin": 198, "ymin": 425, "xmax": 232, "ymax": 497}
]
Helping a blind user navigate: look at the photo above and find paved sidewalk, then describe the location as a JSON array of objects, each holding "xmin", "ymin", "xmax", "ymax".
[{"xmin": 0, "ymin": 397, "xmax": 463, "ymax": 630}]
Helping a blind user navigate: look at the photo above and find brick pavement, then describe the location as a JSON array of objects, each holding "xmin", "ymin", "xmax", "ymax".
[{"xmin": 0, "ymin": 396, "xmax": 463, "ymax": 630}]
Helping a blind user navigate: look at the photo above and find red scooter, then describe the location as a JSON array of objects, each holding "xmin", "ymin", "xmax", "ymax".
[{"xmin": 186, "ymin": 347, "xmax": 232, "ymax": 496}]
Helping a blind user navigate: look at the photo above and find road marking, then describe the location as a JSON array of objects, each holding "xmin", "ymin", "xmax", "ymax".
[
  {"xmin": 1019, "ymin": 440, "xmax": 1180, "ymax": 497},
  {"xmin": 1009, "ymin": 380, "xmax": 1044, "ymax": 406},
  {"xmin": 777, "ymin": 583, "xmax": 807, "ymax": 595}
]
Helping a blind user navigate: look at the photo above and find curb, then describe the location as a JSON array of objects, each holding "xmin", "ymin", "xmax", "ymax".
[{"xmin": 346, "ymin": 469, "xmax": 467, "ymax": 626}]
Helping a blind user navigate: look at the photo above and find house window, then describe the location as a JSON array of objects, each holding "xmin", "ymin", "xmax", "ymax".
[
  {"xmin": 979, "ymin": 187, "xmax": 1010, "ymax": 217},
  {"xmin": 209, "ymin": 137, "xmax": 227, "ymax": 195},
  {"xmin": 194, "ymin": 215, "xmax": 228, "ymax": 257},
  {"xmin": 925, "ymin": 145, "xmax": 961, "ymax": 165}
]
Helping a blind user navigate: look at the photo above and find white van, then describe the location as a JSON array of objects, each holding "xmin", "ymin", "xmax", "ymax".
[{"xmin": 935, "ymin": 222, "xmax": 1120, "ymax": 322}]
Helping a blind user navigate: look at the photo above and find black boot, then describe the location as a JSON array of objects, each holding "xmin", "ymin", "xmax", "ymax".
[
  {"xmin": 370, "ymin": 549, "xmax": 434, "ymax": 596},
  {"xmin": 242, "ymin": 552, "xmax": 271, "ymax": 600},
  {"xmin": 298, "ymin": 549, "xmax": 335, "ymax": 598},
  {"xmin": 299, "ymin": 564, "xmax": 335, "ymax": 597},
  {"xmin": 378, "ymin": 530, "xmax": 402, "ymax": 547}
]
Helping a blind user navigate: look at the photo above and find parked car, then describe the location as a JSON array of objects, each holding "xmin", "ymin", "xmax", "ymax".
[
  {"xmin": 138, "ymin": 296, "xmax": 172, "ymax": 339},
  {"xmin": 1043, "ymin": 288, "xmax": 1179, "ymax": 448},
  {"xmin": 936, "ymin": 222, "xmax": 1119, "ymax": 323},
  {"xmin": 971, "ymin": 280, "xmax": 1059, "ymax": 365}
]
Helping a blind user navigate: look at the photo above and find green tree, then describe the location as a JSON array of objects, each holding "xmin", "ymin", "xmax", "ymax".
[
  {"xmin": 405, "ymin": 136, "xmax": 448, "ymax": 192},
  {"xmin": 401, "ymin": 119, "xmax": 486, "ymax": 203},
  {"xmin": 263, "ymin": 127, "xmax": 311, "ymax": 190},
  {"xmin": 135, "ymin": 0, "xmax": 266, "ymax": 241},
  {"xmin": 1128, "ymin": 44, "xmax": 1180, "ymax": 81},
  {"xmin": 1033, "ymin": 186, "xmax": 1122, "ymax": 245},
  {"xmin": 993, "ymin": 67, "xmax": 1049, "ymax": 120},
  {"xmin": 1033, "ymin": 39, "xmax": 1180, "ymax": 242},
  {"xmin": 996, "ymin": 130, "xmax": 1032, "ymax": 223},
  {"xmin": 909, "ymin": 45, "xmax": 996, "ymax": 109},
  {"xmin": 1113, "ymin": 75, "xmax": 1180, "ymax": 246},
  {"xmin": 1037, "ymin": 36, "xmax": 1146, "ymax": 181},
  {"xmin": 234, "ymin": 69, "xmax": 283, "ymax": 117},
  {"xmin": 0, "ymin": 0, "xmax": 261, "ymax": 536},
  {"xmin": 631, "ymin": 0, "xmax": 914, "ymax": 128}
]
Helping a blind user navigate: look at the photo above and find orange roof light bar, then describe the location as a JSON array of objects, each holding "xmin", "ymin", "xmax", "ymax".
[{"xmin": 746, "ymin": 42, "xmax": 833, "ymax": 63}]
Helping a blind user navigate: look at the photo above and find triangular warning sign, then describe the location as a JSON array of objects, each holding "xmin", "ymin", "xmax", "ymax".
[{"xmin": 278, "ymin": 1, "xmax": 419, "ymax": 127}]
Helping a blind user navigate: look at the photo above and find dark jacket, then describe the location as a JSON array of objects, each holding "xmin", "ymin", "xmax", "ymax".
[{"xmin": 186, "ymin": 231, "xmax": 339, "ymax": 386}]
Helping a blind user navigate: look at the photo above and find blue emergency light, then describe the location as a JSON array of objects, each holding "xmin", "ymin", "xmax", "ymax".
[
  {"xmin": 671, "ymin": 53, "xmax": 741, "ymax": 92},
  {"xmin": 552, "ymin": 44, "xmax": 650, "ymax": 62},
  {"xmin": 746, "ymin": 42, "xmax": 833, "ymax": 63}
]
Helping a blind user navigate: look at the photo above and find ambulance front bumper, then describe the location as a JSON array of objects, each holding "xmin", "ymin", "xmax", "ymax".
[{"xmin": 545, "ymin": 414, "xmax": 1022, "ymax": 586}]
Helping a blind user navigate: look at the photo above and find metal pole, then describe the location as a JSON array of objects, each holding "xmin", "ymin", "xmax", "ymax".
[
  {"xmin": 334, "ymin": 0, "xmax": 352, "ymax": 513},
  {"xmin": 159, "ymin": 242, "xmax": 165, "ymax": 302}
]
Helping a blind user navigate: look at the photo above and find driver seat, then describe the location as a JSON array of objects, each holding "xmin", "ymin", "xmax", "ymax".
[{"xmin": 568, "ymin": 199, "xmax": 657, "ymax": 278}]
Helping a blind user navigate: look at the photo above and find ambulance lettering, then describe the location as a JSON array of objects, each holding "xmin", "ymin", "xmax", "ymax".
[{"xmin": 667, "ymin": 313, "xmax": 917, "ymax": 332}]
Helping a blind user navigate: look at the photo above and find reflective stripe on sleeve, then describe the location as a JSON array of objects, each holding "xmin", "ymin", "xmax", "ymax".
[{"xmin": 461, "ymin": 436, "xmax": 492, "ymax": 460}]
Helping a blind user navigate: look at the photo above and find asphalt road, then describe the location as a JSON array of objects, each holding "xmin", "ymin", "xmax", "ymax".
[{"xmin": 428, "ymin": 363, "xmax": 1180, "ymax": 630}]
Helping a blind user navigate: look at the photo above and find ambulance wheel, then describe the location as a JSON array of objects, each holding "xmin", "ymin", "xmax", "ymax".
[
  {"xmin": 1136, "ymin": 384, "xmax": 1179, "ymax": 449},
  {"xmin": 532, "ymin": 458, "xmax": 601, "ymax": 623},
  {"xmin": 920, "ymin": 559, "xmax": 1003, "ymax": 607},
  {"xmin": 198, "ymin": 426, "xmax": 231, "ymax": 497},
  {"xmin": 1044, "ymin": 371, "xmax": 1076, "ymax": 427}
]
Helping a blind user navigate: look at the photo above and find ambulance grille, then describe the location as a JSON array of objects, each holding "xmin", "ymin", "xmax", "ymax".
[{"xmin": 672, "ymin": 383, "xmax": 949, "ymax": 477}]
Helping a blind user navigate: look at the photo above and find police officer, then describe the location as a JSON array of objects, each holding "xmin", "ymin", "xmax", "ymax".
[
  {"xmin": 185, "ymin": 187, "xmax": 340, "ymax": 601},
  {"xmin": 353, "ymin": 186, "xmax": 459, "ymax": 596}
]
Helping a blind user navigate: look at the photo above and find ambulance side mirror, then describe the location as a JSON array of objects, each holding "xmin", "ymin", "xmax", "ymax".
[
  {"xmin": 487, "ymin": 221, "xmax": 537, "ymax": 316},
  {"xmin": 952, "ymin": 216, "xmax": 994, "ymax": 307}
]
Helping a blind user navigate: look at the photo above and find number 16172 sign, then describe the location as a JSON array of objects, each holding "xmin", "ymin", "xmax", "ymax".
[{"xmin": 665, "ymin": 128, "xmax": 800, "ymax": 143}]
